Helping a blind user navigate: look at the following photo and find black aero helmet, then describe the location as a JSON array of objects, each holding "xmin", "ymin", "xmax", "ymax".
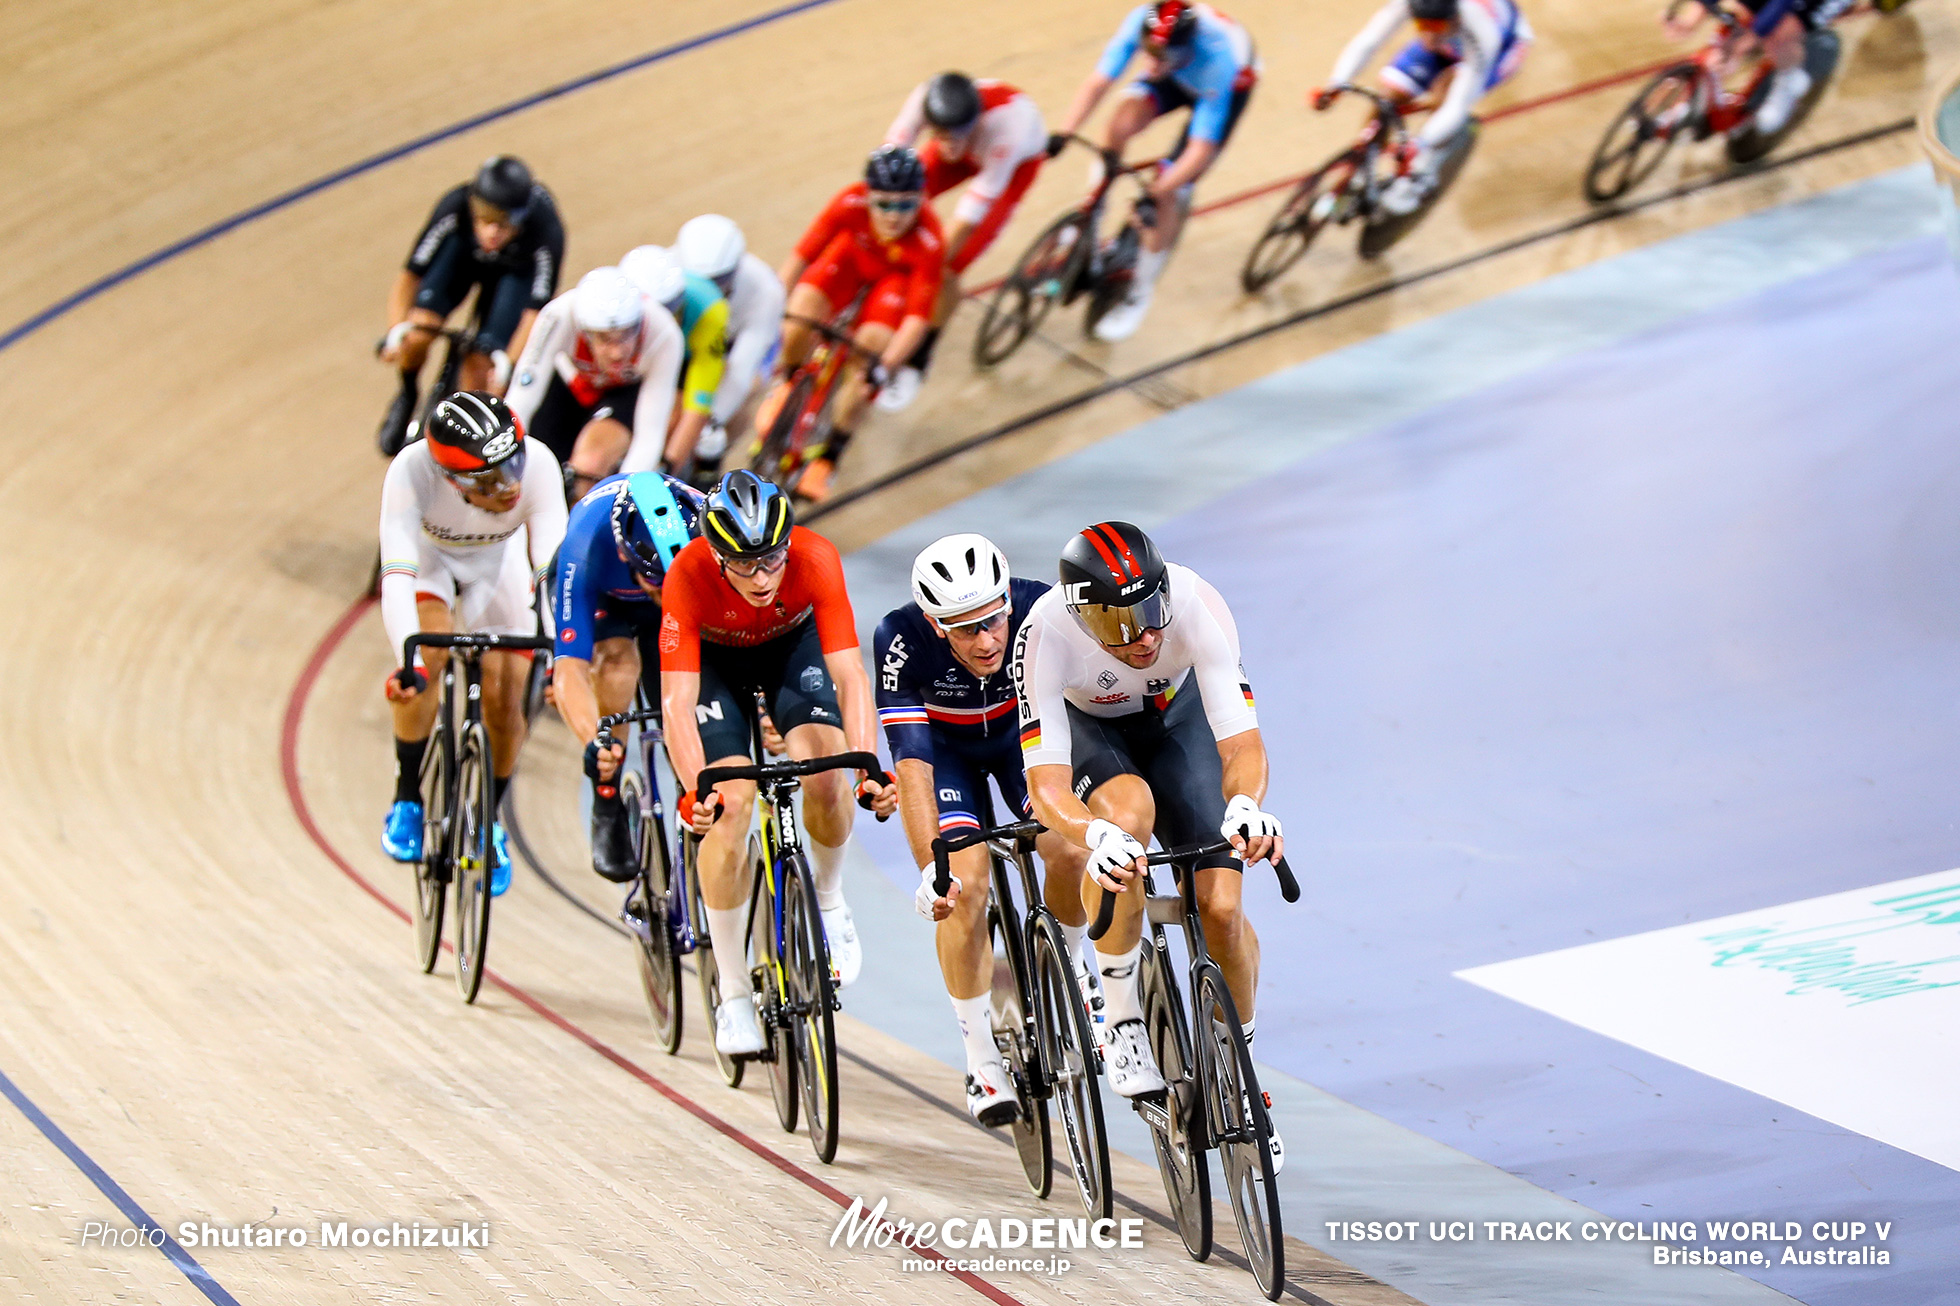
[
  {"xmin": 470, "ymin": 155, "xmax": 534, "ymax": 215},
  {"xmin": 703, "ymin": 470, "xmax": 793, "ymax": 559},
  {"xmin": 1144, "ymin": 0, "xmax": 1199, "ymax": 47},
  {"xmin": 865, "ymin": 144, "xmax": 926, "ymax": 194},
  {"xmin": 1059, "ymin": 521, "xmax": 1172, "ymax": 647},
  {"xmin": 425, "ymin": 391, "xmax": 525, "ymax": 484},
  {"xmin": 1408, "ymin": 0, "xmax": 1459, "ymax": 20},
  {"xmin": 923, "ymin": 73, "xmax": 983, "ymax": 132}
]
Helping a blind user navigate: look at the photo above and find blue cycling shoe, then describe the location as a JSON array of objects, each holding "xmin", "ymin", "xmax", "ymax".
[
  {"xmin": 382, "ymin": 801, "xmax": 423, "ymax": 862},
  {"xmin": 490, "ymin": 823, "xmax": 511, "ymax": 896}
]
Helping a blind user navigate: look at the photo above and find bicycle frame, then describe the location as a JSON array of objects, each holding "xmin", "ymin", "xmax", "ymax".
[{"xmin": 595, "ymin": 699, "xmax": 699, "ymax": 958}]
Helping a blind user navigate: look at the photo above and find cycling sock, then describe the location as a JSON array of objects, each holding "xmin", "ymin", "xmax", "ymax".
[
  {"xmin": 819, "ymin": 428, "xmax": 854, "ymax": 465},
  {"xmin": 492, "ymin": 774, "xmax": 509, "ymax": 816},
  {"xmin": 1060, "ymin": 920, "xmax": 1090, "ymax": 969},
  {"xmin": 912, "ymin": 327, "xmax": 941, "ymax": 375},
  {"xmin": 1133, "ymin": 247, "xmax": 1170, "ymax": 293},
  {"xmin": 1098, "ymin": 941, "xmax": 1145, "ymax": 1027},
  {"xmin": 1241, "ymin": 1015, "xmax": 1256, "ymax": 1054},
  {"xmin": 951, "ymin": 993, "xmax": 998, "ymax": 1070},
  {"xmin": 807, "ymin": 836, "xmax": 847, "ymax": 912},
  {"xmin": 706, "ymin": 903, "xmax": 752, "ymax": 1000},
  {"xmin": 393, "ymin": 738, "xmax": 426, "ymax": 803}
]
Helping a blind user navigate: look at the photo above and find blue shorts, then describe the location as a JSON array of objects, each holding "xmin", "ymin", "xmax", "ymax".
[
  {"xmin": 929, "ymin": 731, "xmax": 1032, "ymax": 837},
  {"xmin": 1383, "ymin": 30, "xmax": 1526, "ymax": 99}
]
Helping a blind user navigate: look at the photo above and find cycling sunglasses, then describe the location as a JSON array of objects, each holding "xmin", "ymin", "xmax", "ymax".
[
  {"xmin": 940, "ymin": 603, "xmax": 1010, "ymax": 636},
  {"xmin": 869, "ymin": 195, "xmax": 923, "ymax": 215},
  {"xmin": 1074, "ymin": 589, "xmax": 1173, "ymax": 648},
  {"xmin": 443, "ymin": 445, "xmax": 527, "ymax": 496},
  {"xmin": 717, "ymin": 544, "xmax": 790, "ymax": 578}
]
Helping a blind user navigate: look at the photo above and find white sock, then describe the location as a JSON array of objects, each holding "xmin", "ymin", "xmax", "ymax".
[
  {"xmin": 807, "ymin": 836, "xmax": 847, "ymax": 912},
  {"xmin": 1060, "ymin": 921, "xmax": 1090, "ymax": 970},
  {"xmin": 951, "ymin": 993, "xmax": 998, "ymax": 1071},
  {"xmin": 1099, "ymin": 942, "xmax": 1144, "ymax": 1027},
  {"xmin": 1134, "ymin": 246, "xmax": 1170, "ymax": 291},
  {"xmin": 1242, "ymin": 1015, "xmax": 1256, "ymax": 1054},
  {"xmin": 706, "ymin": 903, "xmax": 751, "ymax": 1001}
]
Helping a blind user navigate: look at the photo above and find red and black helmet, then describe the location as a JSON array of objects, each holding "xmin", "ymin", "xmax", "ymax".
[
  {"xmin": 1059, "ymin": 521, "xmax": 1172, "ymax": 647},
  {"xmin": 1144, "ymin": 0, "xmax": 1199, "ymax": 49},
  {"xmin": 424, "ymin": 391, "xmax": 525, "ymax": 485}
]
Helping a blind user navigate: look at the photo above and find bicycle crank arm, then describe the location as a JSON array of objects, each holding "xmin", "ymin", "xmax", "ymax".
[{"xmin": 1130, "ymin": 1092, "xmax": 1174, "ymax": 1133}]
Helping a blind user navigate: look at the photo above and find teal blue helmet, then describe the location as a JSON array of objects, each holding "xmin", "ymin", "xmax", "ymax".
[{"xmin": 610, "ymin": 472, "xmax": 702, "ymax": 582}]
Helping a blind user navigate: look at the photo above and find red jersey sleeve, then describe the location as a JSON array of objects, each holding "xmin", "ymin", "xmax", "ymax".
[
  {"xmin": 902, "ymin": 211, "xmax": 947, "ymax": 321},
  {"xmin": 791, "ymin": 527, "xmax": 860, "ymax": 654},
  {"xmin": 795, "ymin": 185, "xmax": 857, "ymax": 264},
  {"xmin": 656, "ymin": 540, "xmax": 714, "ymax": 673}
]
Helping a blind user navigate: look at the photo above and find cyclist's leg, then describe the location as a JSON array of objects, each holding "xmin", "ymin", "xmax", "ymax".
[
  {"xmin": 693, "ymin": 647, "xmax": 763, "ymax": 1030},
  {"xmin": 803, "ymin": 282, "xmax": 895, "ymax": 495},
  {"xmin": 382, "ymin": 550, "xmax": 456, "ymax": 857},
  {"xmin": 919, "ymin": 744, "xmax": 1007, "ymax": 1092},
  {"xmin": 460, "ymin": 269, "xmax": 531, "ymax": 395},
  {"xmin": 401, "ymin": 235, "xmax": 474, "ymax": 376},
  {"xmin": 581, "ymin": 618, "xmax": 649, "ymax": 882},
  {"xmin": 524, "ymin": 375, "xmax": 590, "ymax": 478},
  {"xmin": 764, "ymin": 622, "xmax": 863, "ymax": 978},
  {"xmin": 1104, "ymin": 76, "xmax": 1171, "ymax": 156},
  {"xmin": 566, "ymin": 381, "xmax": 642, "ymax": 498}
]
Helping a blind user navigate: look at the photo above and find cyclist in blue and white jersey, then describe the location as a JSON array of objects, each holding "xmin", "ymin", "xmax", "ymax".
[
  {"xmin": 874, "ymin": 534, "xmax": 1093, "ymax": 1123},
  {"xmin": 1318, "ymin": 0, "xmax": 1533, "ymax": 214},
  {"xmin": 1048, "ymin": 1, "xmax": 1259, "ymax": 341},
  {"xmin": 550, "ymin": 471, "xmax": 704, "ymax": 883}
]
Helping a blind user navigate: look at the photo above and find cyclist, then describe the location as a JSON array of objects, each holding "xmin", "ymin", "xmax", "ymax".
[
  {"xmin": 1012, "ymin": 521, "xmax": 1284, "ymax": 1167},
  {"xmin": 878, "ymin": 73, "xmax": 1049, "ymax": 409},
  {"xmin": 551, "ymin": 471, "xmax": 705, "ymax": 884},
  {"xmin": 378, "ymin": 393, "xmax": 569, "ymax": 895},
  {"xmin": 674, "ymin": 215, "xmax": 785, "ymax": 483},
  {"xmin": 506, "ymin": 266, "xmax": 684, "ymax": 501},
  {"xmin": 1662, "ymin": 0, "xmax": 1841, "ymax": 136},
  {"xmin": 658, "ymin": 472, "xmax": 897, "ymax": 1053},
  {"xmin": 620, "ymin": 245, "xmax": 730, "ymax": 472},
  {"xmin": 377, "ymin": 156, "xmax": 564, "ymax": 453},
  {"xmin": 1048, "ymin": 1, "xmax": 1258, "ymax": 342},
  {"xmin": 875, "ymin": 534, "xmax": 1096, "ymax": 1123},
  {"xmin": 1317, "ymin": 0, "xmax": 1533, "ymax": 215},
  {"xmin": 759, "ymin": 145, "xmax": 945, "ymax": 504}
]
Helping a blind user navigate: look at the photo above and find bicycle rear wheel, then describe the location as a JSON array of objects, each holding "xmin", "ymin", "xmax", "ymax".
[
  {"xmin": 1241, "ymin": 167, "xmax": 1340, "ymax": 292},
  {"xmin": 748, "ymin": 372, "xmax": 818, "ymax": 489},
  {"xmin": 785, "ymin": 851, "xmax": 840, "ymax": 1163},
  {"xmin": 1198, "ymin": 964, "xmax": 1283, "ymax": 1300},
  {"xmin": 1142, "ymin": 936, "xmax": 1211, "ymax": 1260},
  {"xmin": 412, "ymin": 724, "xmax": 452, "ymax": 974},
  {"xmin": 973, "ymin": 211, "xmax": 1088, "ymax": 367},
  {"xmin": 990, "ymin": 902, "xmax": 1050, "ymax": 1196},
  {"xmin": 1031, "ymin": 915, "xmax": 1111, "ymax": 1220},
  {"xmin": 1586, "ymin": 65, "xmax": 1697, "ymax": 201},
  {"xmin": 625, "ymin": 771, "xmax": 683, "ymax": 1054},
  {"xmin": 451, "ymin": 721, "xmax": 496, "ymax": 1004},
  {"xmin": 688, "ymin": 838, "xmax": 744, "ymax": 1087}
]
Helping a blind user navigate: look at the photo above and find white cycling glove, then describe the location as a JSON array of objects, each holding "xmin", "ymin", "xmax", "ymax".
[
  {"xmin": 490, "ymin": 349, "xmax": 513, "ymax": 390},
  {"xmin": 696, "ymin": 420, "xmax": 729, "ymax": 460},
  {"xmin": 1221, "ymin": 794, "xmax": 1282, "ymax": 849},
  {"xmin": 1086, "ymin": 818, "xmax": 1147, "ymax": 886},
  {"xmin": 382, "ymin": 320, "xmax": 414, "ymax": 355},
  {"xmin": 914, "ymin": 865, "xmax": 952, "ymax": 920}
]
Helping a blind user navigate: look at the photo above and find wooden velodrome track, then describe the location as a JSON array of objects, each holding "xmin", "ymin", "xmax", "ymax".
[{"xmin": 0, "ymin": 0, "xmax": 1948, "ymax": 1300}]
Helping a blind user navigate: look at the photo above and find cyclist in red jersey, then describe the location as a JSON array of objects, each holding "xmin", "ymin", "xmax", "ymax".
[
  {"xmin": 755, "ymin": 146, "xmax": 944, "ymax": 504},
  {"xmin": 658, "ymin": 472, "xmax": 897, "ymax": 1054}
]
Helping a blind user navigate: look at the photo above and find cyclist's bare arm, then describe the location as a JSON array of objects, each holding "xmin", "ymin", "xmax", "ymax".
[
  {"xmin": 551, "ymin": 655, "xmax": 603, "ymax": 744},
  {"xmin": 1054, "ymin": 72, "xmax": 1115, "ymax": 139},
  {"xmin": 660, "ymin": 668, "xmax": 709, "ymax": 795},
  {"xmin": 1217, "ymin": 726, "xmax": 1282, "ymax": 863},
  {"xmin": 1156, "ymin": 137, "xmax": 1217, "ymax": 196},
  {"xmin": 894, "ymin": 757, "xmax": 943, "ymax": 869},
  {"xmin": 777, "ymin": 251, "xmax": 809, "ymax": 296},
  {"xmin": 881, "ymin": 315, "xmax": 932, "ymax": 374},
  {"xmin": 1027, "ymin": 762, "xmax": 1098, "ymax": 848}
]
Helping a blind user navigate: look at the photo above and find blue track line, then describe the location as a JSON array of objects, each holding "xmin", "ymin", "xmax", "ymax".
[
  {"xmin": 0, "ymin": 1062, "xmax": 242, "ymax": 1305},
  {"xmin": 0, "ymin": 0, "xmax": 846, "ymax": 355}
]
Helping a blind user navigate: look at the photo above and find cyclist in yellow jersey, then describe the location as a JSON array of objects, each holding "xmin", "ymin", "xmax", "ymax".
[{"xmin": 622, "ymin": 245, "xmax": 730, "ymax": 473}]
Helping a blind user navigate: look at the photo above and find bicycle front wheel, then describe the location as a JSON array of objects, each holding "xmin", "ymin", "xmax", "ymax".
[
  {"xmin": 760, "ymin": 838, "xmax": 800, "ymax": 1135},
  {"xmin": 1142, "ymin": 937, "xmax": 1211, "ymax": 1260},
  {"xmin": 973, "ymin": 211, "xmax": 1088, "ymax": 367},
  {"xmin": 1032, "ymin": 915, "xmax": 1110, "ymax": 1220},
  {"xmin": 1198, "ymin": 964, "xmax": 1283, "ymax": 1300},
  {"xmin": 991, "ymin": 903, "xmax": 1050, "ymax": 1197},
  {"xmin": 785, "ymin": 851, "xmax": 840, "ymax": 1163},
  {"xmin": 412, "ymin": 725, "xmax": 452, "ymax": 974},
  {"xmin": 1241, "ymin": 167, "xmax": 1338, "ymax": 293},
  {"xmin": 1585, "ymin": 65, "xmax": 1697, "ymax": 202},
  {"xmin": 625, "ymin": 771, "xmax": 682, "ymax": 1054},
  {"xmin": 688, "ymin": 838, "xmax": 744, "ymax": 1087},
  {"xmin": 451, "ymin": 722, "xmax": 496, "ymax": 1004}
]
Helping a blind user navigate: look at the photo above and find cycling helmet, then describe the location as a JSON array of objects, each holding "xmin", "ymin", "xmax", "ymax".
[
  {"xmin": 571, "ymin": 266, "xmax": 645, "ymax": 335},
  {"xmin": 1058, "ymin": 521, "xmax": 1171, "ymax": 647},
  {"xmin": 923, "ymin": 73, "xmax": 983, "ymax": 133},
  {"xmin": 912, "ymin": 533, "xmax": 1010, "ymax": 622},
  {"xmin": 1144, "ymin": 0, "xmax": 1198, "ymax": 48},
  {"xmin": 703, "ymin": 470, "xmax": 793, "ymax": 559},
  {"xmin": 865, "ymin": 144, "xmax": 927, "ymax": 194},
  {"xmin": 1408, "ymin": 0, "xmax": 1459, "ymax": 19},
  {"xmin": 610, "ymin": 472, "xmax": 700, "ymax": 582},
  {"xmin": 619, "ymin": 245, "xmax": 688, "ymax": 314},
  {"xmin": 676, "ymin": 214, "xmax": 747, "ymax": 283},
  {"xmin": 425, "ymin": 391, "xmax": 526, "ymax": 483},
  {"xmin": 470, "ymin": 155, "xmax": 534, "ymax": 216}
]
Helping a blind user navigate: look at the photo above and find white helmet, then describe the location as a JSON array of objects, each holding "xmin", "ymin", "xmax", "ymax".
[
  {"xmin": 911, "ymin": 533, "xmax": 1011, "ymax": 622},
  {"xmin": 619, "ymin": 244, "xmax": 687, "ymax": 312},
  {"xmin": 571, "ymin": 266, "xmax": 645, "ymax": 334},
  {"xmin": 676, "ymin": 214, "xmax": 747, "ymax": 282}
]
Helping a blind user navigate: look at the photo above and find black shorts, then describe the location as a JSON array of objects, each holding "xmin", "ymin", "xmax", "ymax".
[
  {"xmin": 1140, "ymin": 76, "xmax": 1255, "ymax": 169},
  {"xmin": 592, "ymin": 598, "xmax": 663, "ymax": 698},
  {"xmin": 526, "ymin": 374, "xmax": 644, "ymax": 468},
  {"xmin": 411, "ymin": 232, "xmax": 532, "ymax": 353},
  {"xmin": 1068, "ymin": 679, "xmax": 1235, "ymax": 873},
  {"xmin": 694, "ymin": 620, "xmax": 842, "ymax": 763}
]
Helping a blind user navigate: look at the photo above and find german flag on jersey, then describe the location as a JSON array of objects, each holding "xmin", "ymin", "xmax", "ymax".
[
  {"xmin": 1241, "ymin": 680, "xmax": 1255, "ymax": 713},
  {"xmin": 1019, "ymin": 721, "xmax": 1041, "ymax": 753}
]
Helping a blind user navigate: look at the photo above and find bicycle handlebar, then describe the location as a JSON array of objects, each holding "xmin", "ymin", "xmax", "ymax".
[
  {"xmin": 781, "ymin": 314, "xmax": 884, "ymax": 364},
  {"xmin": 695, "ymin": 751, "xmax": 890, "ymax": 819},
  {"xmin": 593, "ymin": 705, "xmax": 663, "ymax": 750},
  {"xmin": 1665, "ymin": 0, "xmax": 1740, "ymax": 33},
  {"xmin": 397, "ymin": 632, "xmax": 554, "ymax": 688},
  {"xmin": 1088, "ymin": 839, "xmax": 1299, "ymax": 940},
  {"xmin": 928, "ymin": 819, "xmax": 1045, "ymax": 898}
]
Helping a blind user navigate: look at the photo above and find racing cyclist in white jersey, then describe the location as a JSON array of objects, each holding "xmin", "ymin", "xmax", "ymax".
[
  {"xmin": 674, "ymin": 215, "xmax": 785, "ymax": 480},
  {"xmin": 1012, "ymin": 520, "xmax": 1285, "ymax": 1167},
  {"xmin": 1317, "ymin": 0, "xmax": 1532, "ymax": 215},
  {"xmin": 505, "ymin": 266, "xmax": 684, "ymax": 499},
  {"xmin": 378, "ymin": 393, "xmax": 568, "ymax": 894}
]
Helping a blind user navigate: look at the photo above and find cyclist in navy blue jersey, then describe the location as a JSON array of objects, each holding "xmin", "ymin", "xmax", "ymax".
[{"xmin": 874, "ymin": 534, "xmax": 1093, "ymax": 1123}]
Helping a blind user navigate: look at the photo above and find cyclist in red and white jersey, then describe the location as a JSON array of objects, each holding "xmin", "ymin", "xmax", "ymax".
[{"xmin": 878, "ymin": 73, "xmax": 1049, "ymax": 409}]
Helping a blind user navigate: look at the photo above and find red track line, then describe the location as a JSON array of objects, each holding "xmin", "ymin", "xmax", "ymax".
[
  {"xmin": 966, "ymin": 55, "xmax": 1673, "ymax": 297},
  {"xmin": 279, "ymin": 595, "xmax": 1026, "ymax": 1306}
]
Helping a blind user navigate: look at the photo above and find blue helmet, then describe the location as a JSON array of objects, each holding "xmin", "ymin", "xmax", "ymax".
[{"xmin": 610, "ymin": 472, "xmax": 700, "ymax": 582}]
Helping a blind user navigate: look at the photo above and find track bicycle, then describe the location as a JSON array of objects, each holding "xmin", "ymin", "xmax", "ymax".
[
  {"xmin": 973, "ymin": 137, "xmax": 1171, "ymax": 365},
  {"xmin": 1241, "ymin": 86, "xmax": 1476, "ymax": 292},
  {"xmin": 1583, "ymin": 0, "xmax": 1841, "ymax": 202},
  {"xmin": 593, "ymin": 695, "xmax": 694, "ymax": 1053},
  {"xmin": 374, "ymin": 320, "xmax": 489, "ymax": 457},
  {"xmin": 688, "ymin": 721, "xmax": 886, "ymax": 1164},
  {"xmin": 399, "ymin": 630, "xmax": 554, "ymax": 1003},
  {"xmin": 932, "ymin": 820, "xmax": 1113, "ymax": 1220},
  {"xmin": 747, "ymin": 304, "xmax": 877, "ymax": 500},
  {"xmin": 1089, "ymin": 840, "xmax": 1301, "ymax": 1301}
]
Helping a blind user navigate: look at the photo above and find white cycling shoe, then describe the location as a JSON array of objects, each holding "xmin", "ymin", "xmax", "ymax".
[
  {"xmin": 874, "ymin": 365, "xmax": 923, "ymax": 412},
  {"xmin": 1380, "ymin": 172, "xmax": 1434, "ymax": 217},
  {"xmin": 714, "ymin": 994, "xmax": 765, "ymax": 1056},
  {"xmin": 1749, "ymin": 66, "xmax": 1812, "ymax": 137},
  {"xmin": 966, "ymin": 1058, "xmax": 1020, "ymax": 1127},
  {"xmin": 821, "ymin": 904, "xmax": 861, "ymax": 989},
  {"xmin": 1092, "ymin": 285, "xmax": 1154, "ymax": 343},
  {"xmin": 1102, "ymin": 1018, "xmax": 1167, "ymax": 1097}
]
